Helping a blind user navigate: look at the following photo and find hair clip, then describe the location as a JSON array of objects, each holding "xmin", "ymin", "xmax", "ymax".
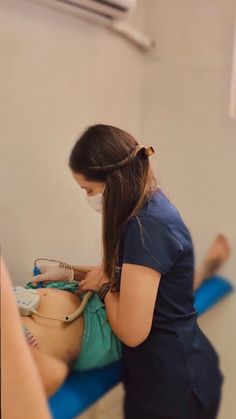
[{"xmin": 145, "ymin": 146, "xmax": 155, "ymax": 157}]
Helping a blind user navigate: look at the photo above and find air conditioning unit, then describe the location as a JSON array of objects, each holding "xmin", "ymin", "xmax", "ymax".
[
  {"xmin": 47, "ymin": 0, "xmax": 137, "ymax": 22},
  {"xmin": 32, "ymin": 0, "xmax": 154, "ymax": 50}
]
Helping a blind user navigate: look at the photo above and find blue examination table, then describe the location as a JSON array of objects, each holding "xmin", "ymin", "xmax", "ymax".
[{"xmin": 49, "ymin": 275, "xmax": 233, "ymax": 419}]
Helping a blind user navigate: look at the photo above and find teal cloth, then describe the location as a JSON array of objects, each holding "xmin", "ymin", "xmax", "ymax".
[
  {"xmin": 72, "ymin": 293, "xmax": 122, "ymax": 371},
  {"xmin": 25, "ymin": 281, "xmax": 79, "ymax": 292}
]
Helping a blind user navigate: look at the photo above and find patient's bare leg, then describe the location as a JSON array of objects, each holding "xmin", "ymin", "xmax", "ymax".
[
  {"xmin": 29, "ymin": 347, "xmax": 69, "ymax": 397},
  {"xmin": 193, "ymin": 234, "xmax": 230, "ymax": 291}
]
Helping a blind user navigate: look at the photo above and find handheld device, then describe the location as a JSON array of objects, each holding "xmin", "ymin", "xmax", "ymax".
[
  {"xmin": 32, "ymin": 258, "xmax": 94, "ymax": 322},
  {"xmin": 33, "ymin": 266, "xmax": 44, "ymax": 288},
  {"xmin": 14, "ymin": 259, "xmax": 93, "ymax": 322}
]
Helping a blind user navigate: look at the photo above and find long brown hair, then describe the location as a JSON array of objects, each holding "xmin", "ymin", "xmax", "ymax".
[{"xmin": 69, "ymin": 124, "xmax": 158, "ymax": 285}]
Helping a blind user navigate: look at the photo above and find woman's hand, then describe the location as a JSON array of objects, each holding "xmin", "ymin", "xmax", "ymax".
[
  {"xmin": 79, "ymin": 266, "xmax": 109, "ymax": 292},
  {"xmin": 31, "ymin": 264, "xmax": 74, "ymax": 284}
]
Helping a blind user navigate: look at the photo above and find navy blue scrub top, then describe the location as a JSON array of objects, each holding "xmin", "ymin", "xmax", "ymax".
[{"xmin": 117, "ymin": 189, "xmax": 223, "ymax": 418}]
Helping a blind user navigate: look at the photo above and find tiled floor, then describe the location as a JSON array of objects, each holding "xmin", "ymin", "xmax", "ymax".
[{"xmin": 78, "ymin": 383, "xmax": 124, "ymax": 419}]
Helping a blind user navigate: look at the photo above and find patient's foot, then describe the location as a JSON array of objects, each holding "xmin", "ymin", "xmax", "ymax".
[
  {"xmin": 193, "ymin": 234, "xmax": 231, "ymax": 290},
  {"xmin": 202, "ymin": 234, "xmax": 230, "ymax": 277}
]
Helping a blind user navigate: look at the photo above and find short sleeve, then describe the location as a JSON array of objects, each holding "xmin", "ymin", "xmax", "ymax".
[{"xmin": 122, "ymin": 215, "xmax": 183, "ymax": 274}]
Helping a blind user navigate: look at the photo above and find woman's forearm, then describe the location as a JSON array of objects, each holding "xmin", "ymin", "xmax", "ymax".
[
  {"xmin": 74, "ymin": 263, "xmax": 103, "ymax": 281},
  {"xmin": 104, "ymin": 291, "xmax": 135, "ymax": 346}
]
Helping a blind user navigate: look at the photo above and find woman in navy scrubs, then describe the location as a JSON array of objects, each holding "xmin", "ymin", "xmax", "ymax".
[{"xmin": 70, "ymin": 124, "xmax": 223, "ymax": 419}]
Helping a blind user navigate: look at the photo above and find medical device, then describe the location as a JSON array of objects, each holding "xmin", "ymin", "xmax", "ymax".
[
  {"xmin": 14, "ymin": 258, "xmax": 93, "ymax": 323},
  {"xmin": 14, "ymin": 286, "xmax": 41, "ymax": 316}
]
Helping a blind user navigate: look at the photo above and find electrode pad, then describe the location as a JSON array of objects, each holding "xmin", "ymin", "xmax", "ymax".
[{"xmin": 14, "ymin": 286, "xmax": 40, "ymax": 316}]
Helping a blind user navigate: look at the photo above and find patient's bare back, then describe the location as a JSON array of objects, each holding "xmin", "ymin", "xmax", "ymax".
[{"xmin": 21, "ymin": 288, "xmax": 84, "ymax": 364}]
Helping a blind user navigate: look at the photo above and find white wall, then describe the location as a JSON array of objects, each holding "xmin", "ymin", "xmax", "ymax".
[
  {"xmin": 0, "ymin": 0, "xmax": 145, "ymax": 283},
  {"xmin": 1, "ymin": 0, "xmax": 235, "ymax": 285},
  {"xmin": 142, "ymin": 0, "xmax": 236, "ymax": 282}
]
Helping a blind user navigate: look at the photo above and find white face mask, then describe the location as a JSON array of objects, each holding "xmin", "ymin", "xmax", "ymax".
[{"xmin": 86, "ymin": 186, "xmax": 105, "ymax": 214}]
